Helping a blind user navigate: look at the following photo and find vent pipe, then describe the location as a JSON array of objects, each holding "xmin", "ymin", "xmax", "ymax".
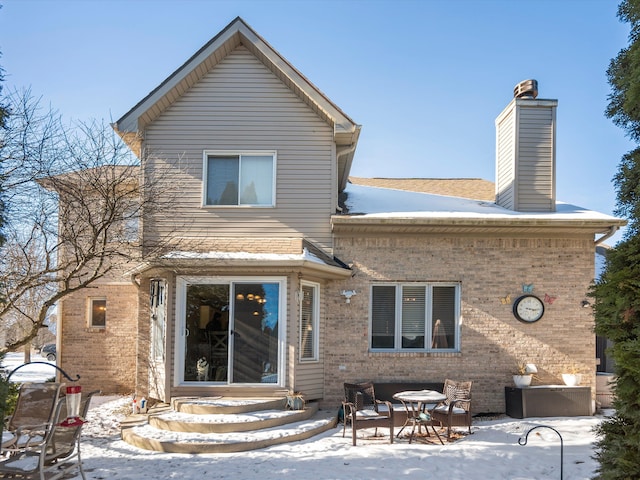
[{"xmin": 514, "ymin": 79, "xmax": 538, "ymax": 99}]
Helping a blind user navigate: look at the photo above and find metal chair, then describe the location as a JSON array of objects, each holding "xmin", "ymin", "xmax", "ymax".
[
  {"xmin": 342, "ymin": 382, "xmax": 394, "ymax": 446},
  {"xmin": 2, "ymin": 382, "xmax": 63, "ymax": 453},
  {"xmin": 430, "ymin": 379, "xmax": 473, "ymax": 438},
  {"xmin": 0, "ymin": 389, "xmax": 99, "ymax": 479}
]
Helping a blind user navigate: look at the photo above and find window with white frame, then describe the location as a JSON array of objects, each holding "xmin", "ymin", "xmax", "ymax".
[
  {"xmin": 150, "ymin": 280, "xmax": 166, "ymax": 361},
  {"xmin": 370, "ymin": 283, "xmax": 460, "ymax": 351},
  {"xmin": 203, "ymin": 151, "xmax": 275, "ymax": 206},
  {"xmin": 89, "ymin": 298, "xmax": 107, "ymax": 328},
  {"xmin": 299, "ymin": 282, "xmax": 319, "ymax": 361}
]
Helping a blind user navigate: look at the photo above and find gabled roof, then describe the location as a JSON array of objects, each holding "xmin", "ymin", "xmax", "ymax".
[{"xmin": 113, "ymin": 17, "xmax": 360, "ymax": 190}]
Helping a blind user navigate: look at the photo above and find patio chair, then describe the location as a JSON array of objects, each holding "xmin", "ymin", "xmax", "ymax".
[
  {"xmin": 342, "ymin": 382, "xmax": 394, "ymax": 446},
  {"xmin": 2, "ymin": 382, "xmax": 63, "ymax": 453},
  {"xmin": 0, "ymin": 389, "xmax": 99, "ymax": 480},
  {"xmin": 430, "ymin": 379, "xmax": 473, "ymax": 438}
]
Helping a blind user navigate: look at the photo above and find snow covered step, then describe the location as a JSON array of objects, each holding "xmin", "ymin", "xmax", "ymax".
[
  {"xmin": 150, "ymin": 403, "xmax": 318, "ymax": 433},
  {"xmin": 121, "ymin": 407, "xmax": 337, "ymax": 453},
  {"xmin": 171, "ymin": 396, "xmax": 285, "ymax": 415}
]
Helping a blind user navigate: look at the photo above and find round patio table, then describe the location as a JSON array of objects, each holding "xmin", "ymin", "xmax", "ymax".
[{"xmin": 393, "ymin": 390, "xmax": 447, "ymax": 444}]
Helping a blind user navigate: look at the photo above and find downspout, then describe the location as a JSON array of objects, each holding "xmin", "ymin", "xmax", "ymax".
[
  {"xmin": 129, "ymin": 273, "xmax": 141, "ymax": 288},
  {"xmin": 336, "ymin": 142, "xmax": 358, "ymax": 191},
  {"xmin": 335, "ymin": 142, "xmax": 358, "ymax": 216},
  {"xmin": 595, "ymin": 226, "xmax": 620, "ymax": 246},
  {"xmin": 128, "ymin": 272, "xmax": 142, "ymax": 402}
]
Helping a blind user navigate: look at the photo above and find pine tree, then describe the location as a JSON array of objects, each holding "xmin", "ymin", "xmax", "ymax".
[{"xmin": 592, "ymin": 0, "xmax": 640, "ymax": 477}]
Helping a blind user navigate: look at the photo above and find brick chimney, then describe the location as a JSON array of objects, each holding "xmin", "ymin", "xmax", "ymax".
[{"xmin": 495, "ymin": 79, "xmax": 558, "ymax": 212}]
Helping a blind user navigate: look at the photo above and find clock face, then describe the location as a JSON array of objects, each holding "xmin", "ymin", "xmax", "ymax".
[{"xmin": 513, "ymin": 295, "xmax": 544, "ymax": 323}]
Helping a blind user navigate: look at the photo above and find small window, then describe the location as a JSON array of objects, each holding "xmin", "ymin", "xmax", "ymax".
[
  {"xmin": 111, "ymin": 202, "xmax": 139, "ymax": 243},
  {"xmin": 203, "ymin": 152, "xmax": 275, "ymax": 206},
  {"xmin": 89, "ymin": 298, "xmax": 107, "ymax": 328},
  {"xmin": 370, "ymin": 283, "xmax": 460, "ymax": 352},
  {"xmin": 120, "ymin": 203, "xmax": 140, "ymax": 242},
  {"xmin": 150, "ymin": 280, "xmax": 166, "ymax": 361},
  {"xmin": 299, "ymin": 282, "xmax": 319, "ymax": 361}
]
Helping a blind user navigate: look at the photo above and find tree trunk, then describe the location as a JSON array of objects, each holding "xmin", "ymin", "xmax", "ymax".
[{"xmin": 23, "ymin": 344, "xmax": 31, "ymax": 363}]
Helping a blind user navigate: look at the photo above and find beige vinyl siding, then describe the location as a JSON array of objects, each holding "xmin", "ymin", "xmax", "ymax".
[
  {"xmin": 144, "ymin": 45, "xmax": 335, "ymax": 250},
  {"xmin": 495, "ymin": 98, "xmax": 556, "ymax": 212},
  {"xmin": 495, "ymin": 109, "xmax": 515, "ymax": 209},
  {"xmin": 290, "ymin": 277, "xmax": 325, "ymax": 400},
  {"xmin": 515, "ymin": 106, "xmax": 555, "ymax": 211}
]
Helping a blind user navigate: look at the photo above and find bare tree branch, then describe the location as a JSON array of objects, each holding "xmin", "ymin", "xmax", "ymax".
[{"xmin": 0, "ymin": 89, "xmax": 181, "ymax": 352}]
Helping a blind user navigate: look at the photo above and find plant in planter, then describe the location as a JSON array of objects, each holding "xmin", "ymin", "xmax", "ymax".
[
  {"xmin": 286, "ymin": 391, "xmax": 305, "ymax": 410},
  {"xmin": 561, "ymin": 365, "xmax": 582, "ymax": 386},
  {"xmin": 513, "ymin": 362, "xmax": 538, "ymax": 387}
]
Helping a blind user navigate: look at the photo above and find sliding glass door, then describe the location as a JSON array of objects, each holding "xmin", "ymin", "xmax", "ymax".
[
  {"xmin": 176, "ymin": 277, "xmax": 284, "ymax": 385},
  {"xmin": 231, "ymin": 282, "xmax": 280, "ymax": 383},
  {"xmin": 183, "ymin": 283, "xmax": 230, "ymax": 382}
]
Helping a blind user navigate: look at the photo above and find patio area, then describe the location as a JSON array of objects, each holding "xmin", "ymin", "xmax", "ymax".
[{"xmin": 79, "ymin": 395, "xmax": 606, "ymax": 480}]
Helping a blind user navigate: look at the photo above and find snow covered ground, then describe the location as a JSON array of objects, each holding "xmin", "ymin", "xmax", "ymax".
[
  {"xmin": 80, "ymin": 397, "xmax": 604, "ymax": 480},
  {"xmin": 2, "ymin": 353, "xmax": 607, "ymax": 479},
  {"xmin": 1, "ymin": 351, "xmax": 58, "ymax": 383}
]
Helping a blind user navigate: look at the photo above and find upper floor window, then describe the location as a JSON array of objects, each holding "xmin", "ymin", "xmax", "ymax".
[
  {"xmin": 370, "ymin": 283, "xmax": 460, "ymax": 352},
  {"xmin": 203, "ymin": 151, "xmax": 275, "ymax": 207},
  {"xmin": 114, "ymin": 202, "xmax": 139, "ymax": 243}
]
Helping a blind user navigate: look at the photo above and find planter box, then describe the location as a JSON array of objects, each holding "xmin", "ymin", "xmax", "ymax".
[{"xmin": 505, "ymin": 386, "xmax": 592, "ymax": 418}]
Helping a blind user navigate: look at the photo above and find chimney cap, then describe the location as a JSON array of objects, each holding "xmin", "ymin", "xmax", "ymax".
[{"xmin": 514, "ymin": 79, "xmax": 538, "ymax": 99}]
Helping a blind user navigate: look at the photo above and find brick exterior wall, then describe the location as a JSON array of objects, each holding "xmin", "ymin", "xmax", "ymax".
[
  {"xmin": 323, "ymin": 235, "xmax": 597, "ymax": 414},
  {"xmin": 58, "ymin": 282, "xmax": 138, "ymax": 394},
  {"xmin": 61, "ymin": 232, "xmax": 598, "ymax": 415},
  {"xmin": 174, "ymin": 237, "xmax": 304, "ymax": 254}
]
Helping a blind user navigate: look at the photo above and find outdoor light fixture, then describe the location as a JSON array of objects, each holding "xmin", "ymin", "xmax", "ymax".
[{"xmin": 341, "ymin": 290, "xmax": 357, "ymax": 304}]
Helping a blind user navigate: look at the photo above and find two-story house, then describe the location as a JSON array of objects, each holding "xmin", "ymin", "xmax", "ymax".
[{"xmin": 56, "ymin": 17, "xmax": 624, "ymax": 413}]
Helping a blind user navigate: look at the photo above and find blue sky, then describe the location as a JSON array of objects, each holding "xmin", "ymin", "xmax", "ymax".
[{"xmin": 0, "ymin": 0, "xmax": 633, "ymax": 243}]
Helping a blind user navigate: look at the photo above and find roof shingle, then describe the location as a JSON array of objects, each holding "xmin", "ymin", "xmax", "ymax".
[{"xmin": 348, "ymin": 177, "xmax": 495, "ymax": 201}]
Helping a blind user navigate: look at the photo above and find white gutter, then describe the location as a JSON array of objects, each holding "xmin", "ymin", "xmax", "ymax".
[{"xmin": 595, "ymin": 225, "xmax": 620, "ymax": 246}]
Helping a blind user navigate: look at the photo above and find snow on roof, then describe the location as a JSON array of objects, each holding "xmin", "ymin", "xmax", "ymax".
[{"xmin": 343, "ymin": 183, "xmax": 620, "ymax": 221}]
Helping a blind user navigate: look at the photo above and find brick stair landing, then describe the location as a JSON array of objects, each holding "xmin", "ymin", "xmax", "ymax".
[{"xmin": 121, "ymin": 396, "xmax": 337, "ymax": 453}]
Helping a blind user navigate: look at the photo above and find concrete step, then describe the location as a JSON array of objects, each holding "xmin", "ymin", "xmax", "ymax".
[
  {"xmin": 150, "ymin": 403, "xmax": 319, "ymax": 433},
  {"xmin": 171, "ymin": 396, "xmax": 286, "ymax": 415},
  {"xmin": 122, "ymin": 404, "xmax": 337, "ymax": 454}
]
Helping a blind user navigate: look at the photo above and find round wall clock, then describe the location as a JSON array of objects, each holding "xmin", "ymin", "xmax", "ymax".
[{"xmin": 513, "ymin": 294, "xmax": 545, "ymax": 323}]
